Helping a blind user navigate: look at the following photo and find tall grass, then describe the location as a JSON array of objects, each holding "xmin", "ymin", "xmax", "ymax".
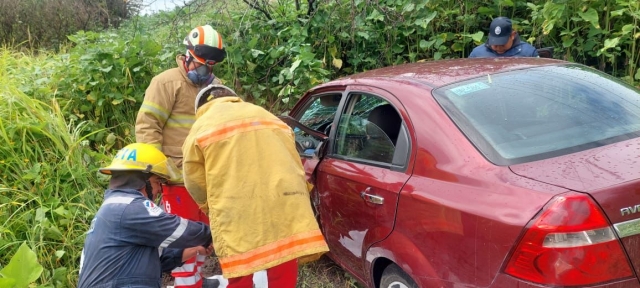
[
  {"xmin": 298, "ymin": 257, "xmax": 362, "ymax": 288},
  {"xmin": 0, "ymin": 48, "xmax": 108, "ymax": 286}
]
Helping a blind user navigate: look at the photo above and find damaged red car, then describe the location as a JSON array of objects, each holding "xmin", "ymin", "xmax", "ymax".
[{"xmin": 281, "ymin": 58, "xmax": 640, "ymax": 288}]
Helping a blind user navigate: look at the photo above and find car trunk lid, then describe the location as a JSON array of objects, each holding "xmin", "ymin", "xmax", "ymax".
[{"xmin": 509, "ymin": 137, "xmax": 640, "ymax": 279}]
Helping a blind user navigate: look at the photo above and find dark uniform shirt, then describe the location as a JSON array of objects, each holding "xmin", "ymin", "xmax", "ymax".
[
  {"xmin": 78, "ymin": 189, "xmax": 211, "ymax": 288},
  {"xmin": 469, "ymin": 34, "xmax": 539, "ymax": 58}
]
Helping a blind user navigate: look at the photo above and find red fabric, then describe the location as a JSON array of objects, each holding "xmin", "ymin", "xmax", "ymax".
[
  {"xmin": 161, "ymin": 184, "xmax": 209, "ymax": 223},
  {"xmin": 172, "ymin": 257, "xmax": 202, "ymax": 288},
  {"xmin": 227, "ymin": 259, "xmax": 298, "ymax": 288},
  {"xmin": 162, "ymin": 184, "xmax": 209, "ymax": 288}
]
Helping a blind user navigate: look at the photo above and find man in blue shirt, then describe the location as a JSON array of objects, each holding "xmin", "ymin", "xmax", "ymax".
[
  {"xmin": 469, "ymin": 17, "xmax": 539, "ymax": 58},
  {"xmin": 78, "ymin": 143, "xmax": 213, "ymax": 288}
]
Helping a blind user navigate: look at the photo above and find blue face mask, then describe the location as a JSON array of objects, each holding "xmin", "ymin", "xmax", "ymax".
[{"xmin": 187, "ymin": 64, "xmax": 214, "ymax": 86}]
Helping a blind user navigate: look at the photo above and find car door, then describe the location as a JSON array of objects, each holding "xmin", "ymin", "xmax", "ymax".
[
  {"xmin": 287, "ymin": 92, "xmax": 343, "ymax": 178},
  {"xmin": 284, "ymin": 91, "xmax": 345, "ymax": 225},
  {"xmin": 315, "ymin": 86, "xmax": 412, "ymax": 280}
]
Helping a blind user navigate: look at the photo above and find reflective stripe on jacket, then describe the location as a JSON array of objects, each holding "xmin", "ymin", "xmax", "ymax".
[
  {"xmin": 135, "ymin": 55, "xmax": 221, "ymax": 169},
  {"xmin": 77, "ymin": 189, "xmax": 212, "ymax": 288},
  {"xmin": 182, "ymin": 97, "xmax": 329, "ymax": 278}
]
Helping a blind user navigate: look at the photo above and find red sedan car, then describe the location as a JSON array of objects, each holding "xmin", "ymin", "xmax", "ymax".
[{"xmin": 281, "ymin": 58, "xmax": 640, "ymax": 288}]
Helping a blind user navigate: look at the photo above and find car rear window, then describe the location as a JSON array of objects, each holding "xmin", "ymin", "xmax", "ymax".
[{"xmin": 433, "ymin": 64, "xmax": 640, "ymax": 165}]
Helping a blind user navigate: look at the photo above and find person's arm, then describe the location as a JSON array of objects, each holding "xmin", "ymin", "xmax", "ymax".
[
  {"xmin": 531, "ymin": 47, "xmax": 540, "ymax": 57},
  {"xmin": 468, "ymin": 46, "xmax": 480, "ymax": 58},
  {"xmin": 120, "ymin": 199, "xmax": 212, "ymax": 249},
  {"xmin": 135, "ymin": 77, "xmax": 176, "ymax": 149},
  {"xmin": 182, "ymin": 132, "xmax": 209, "ymax": 214},
  {"xmin": 160, "ymin": 248, "xmax": 184, "ymax": 273},
  {"xmin": 160, "ymin": 246, "xmax": 214, "ymax": 273}
]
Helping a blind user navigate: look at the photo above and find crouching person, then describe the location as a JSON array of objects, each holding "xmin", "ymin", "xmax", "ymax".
[{"xmin": 78, "ymin": 143, "xmax": 213, "ymax": 288}]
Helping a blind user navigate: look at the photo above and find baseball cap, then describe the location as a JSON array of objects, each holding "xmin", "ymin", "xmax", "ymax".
[{"xmin": 488, "ymin": 17, "xmax": 513, "ymax": 46}]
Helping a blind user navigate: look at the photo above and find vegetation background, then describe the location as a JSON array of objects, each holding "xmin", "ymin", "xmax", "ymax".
[{"xmin": 0, "ymin": 0, "xmax": 638, "ymax": 287}]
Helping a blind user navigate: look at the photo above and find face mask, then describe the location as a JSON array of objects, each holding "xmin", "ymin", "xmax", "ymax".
[{"xmin": 187, "ymin": 63, "xmax": 215, "ymax": 86}]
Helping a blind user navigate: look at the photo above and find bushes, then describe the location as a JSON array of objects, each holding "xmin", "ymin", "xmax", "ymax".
[
  {"xmin": 196, "ymin": 0, "xmax": 639, "ymax": 112},
  {"xmin": 528, "ymin": 0, "xmax": 640, "ymax": 81},
  {"xmin": 0, "ymin": 49, "xmax": 108, "ymax": 287},
  {"xmin": 0, "ymin": 0, "xmax": 140, "ymax": 49},
  {"xmin": 0, "ymin": 1, "xmax": 639, "ymax": 287},
  {"xmin": 48, "ymin": 30, "xmax": 169, "ymax": 149},
  {"xmin": 10, "ymin": 0, "xmax": 639, "ymax": 165}
]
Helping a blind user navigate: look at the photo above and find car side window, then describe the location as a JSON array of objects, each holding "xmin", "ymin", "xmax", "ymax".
[
  {"xmin": 334, "ymin": 94, "xmax": 402, "ymax": 164},
  {"xmin": 297, "ymin": 94, "xmax": 342, "ymax": 134},
  {"xmin": 293, "ymin": 94, "xmax": 342, "ymax": 156}
]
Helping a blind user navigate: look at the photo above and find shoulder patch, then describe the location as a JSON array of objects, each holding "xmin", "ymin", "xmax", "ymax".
[
  {"xmin": 143, "ymin": 200, "xmax": 164, "ymax": 217},
  {"xmin": 87, "ymin": 218, "xmax": 97, "ymax": 234}
]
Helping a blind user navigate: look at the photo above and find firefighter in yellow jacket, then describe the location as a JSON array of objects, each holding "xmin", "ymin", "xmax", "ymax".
[
  {"xmin": 182, "ymin": 84, "xmax": 329, "ymax": 287},
  {"xmin": 135, "ymin": 25, "xmax": 226, "ymax": 288}
]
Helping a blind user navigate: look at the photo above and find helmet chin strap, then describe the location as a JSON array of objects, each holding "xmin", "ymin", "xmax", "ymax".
[
  {"xmin": 144, "ymin": 179, "xmax": 154, "ymax": 201},
  {"xmin": 183, "ymin": 55, "xmax": 192, "ymax": 71}
]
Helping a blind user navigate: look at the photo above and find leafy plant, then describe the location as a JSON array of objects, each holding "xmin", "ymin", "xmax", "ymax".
[
  {"xmin": 0, "ymin": 0, "xmax": 142, "ymax": 49},
  {"xmin": 0, "ymin": 48, "xmax": 107, "ymax": 287},
  {"xmin": 49, "ymin": 30, "xmax": 164, "ymax": 148},
  {"xmin": 0, "ymin": 242, "xmax": 43, "ymax": 288},
  {"xmin": 0, "ymin": 1, "xmax": 639, "ymax": 287}
]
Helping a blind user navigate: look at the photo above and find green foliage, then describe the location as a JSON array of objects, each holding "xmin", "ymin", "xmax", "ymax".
[
  {"xmin": 200, "ymin": 0, "xmax": 639, "ymax": 112},
  {"xmin": 0, "ymin": 0, "xmax": 141, "ymax": 49},
  {"xmin": 0, "ymin": 242, "xmax": 43, "ymax": 288},
  {"xmin": 0, "ymin": 49, "xmax": 107, "ymax": 287},
  {"xmin": 528, "ymin": 0, "xmax": 640, "ymax": 80},
  {"xmin": 48, "ymin": 30, "xmax": 167, "ymax": 148},
  {"xmin": 0, "ymin": 0, "xmax": 638, "ymax": 287}
]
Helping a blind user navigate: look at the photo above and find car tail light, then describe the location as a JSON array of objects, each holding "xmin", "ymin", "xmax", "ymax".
[{"xmin": 504, "ymin": 192, "xmax": 633, "ymax": 286}]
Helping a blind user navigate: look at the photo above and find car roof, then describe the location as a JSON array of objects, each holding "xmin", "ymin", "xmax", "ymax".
[{"xmin": 310, "ymin": 58, "xmax": 569, "ymax": 91}]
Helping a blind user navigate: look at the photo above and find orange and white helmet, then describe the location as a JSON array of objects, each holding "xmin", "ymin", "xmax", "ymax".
[{"xmin": 183, "ymin": 25, "xmax": 226, "ymax": 65}]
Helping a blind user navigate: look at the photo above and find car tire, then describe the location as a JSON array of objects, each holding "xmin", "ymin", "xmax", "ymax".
[{"xmin": 380, "ymin": 264, "xmax": 419, "ymax": 288}]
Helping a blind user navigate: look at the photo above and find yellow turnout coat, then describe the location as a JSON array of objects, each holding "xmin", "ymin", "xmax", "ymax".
[{"xmin": 182, "ymin": 96, "xmax": 329, "ymax": 278}]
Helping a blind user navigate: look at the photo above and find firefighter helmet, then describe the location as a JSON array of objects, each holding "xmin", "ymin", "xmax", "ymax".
[
  {"xmin": 183, "ymin": 25, "xmax": 226, "ymax": 65},
  {"xmin": 99, "ymin": 143, "xmax": 180, "ymax": 181},
  {"xmin": 194, "ymin": 84, "xmax": 238, "ymax": 112}
]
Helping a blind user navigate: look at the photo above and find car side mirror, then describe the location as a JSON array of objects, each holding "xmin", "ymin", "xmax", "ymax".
[
  {"xmin": 314, "ymin": 138, "xmax": 329, "ymax": 160},
  {"xmin": 537, "ymin": 47, "xmax": 554, "ymax": 58}
]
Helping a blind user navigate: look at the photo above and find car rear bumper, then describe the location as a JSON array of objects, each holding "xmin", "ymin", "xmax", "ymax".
[{"xmin": 489, "ymin": 274, "xmax": 640, "ymax": 287}]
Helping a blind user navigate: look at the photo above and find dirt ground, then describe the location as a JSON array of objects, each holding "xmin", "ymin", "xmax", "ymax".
[{"xmin": 162, "ymin": 255, "xmax": 360, "ymax": 288}]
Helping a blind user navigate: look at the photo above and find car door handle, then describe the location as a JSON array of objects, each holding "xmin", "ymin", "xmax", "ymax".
[{"xmin": 361, "ymin": 188, "xmax": 384, "ymax": 205}]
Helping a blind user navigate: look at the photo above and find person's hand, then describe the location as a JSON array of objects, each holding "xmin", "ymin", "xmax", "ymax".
[
  {"xmin": 182, "ymin": 245, "xmax": 214, "ymax": 261},
  {"xmin": 197, "ymin": 244, "xmax": 214, "ymax": 256}
]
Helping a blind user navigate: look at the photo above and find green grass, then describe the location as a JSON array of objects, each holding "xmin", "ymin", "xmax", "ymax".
[
  {"xmin": 0, "ymin": 46, "xmax": 361, "ymax": 286},
  {"xmin": 298, "ymin": 256, "xmax": 363, "ymax": 288},
  {"xmin": 0, "ymin": 48, "xmax": 110, "ymax": 287}
]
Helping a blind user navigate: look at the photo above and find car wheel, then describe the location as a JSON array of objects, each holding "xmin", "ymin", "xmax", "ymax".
[{"xmin": 380, "ymin": 264, "xmax": 418, "ymax": 288}]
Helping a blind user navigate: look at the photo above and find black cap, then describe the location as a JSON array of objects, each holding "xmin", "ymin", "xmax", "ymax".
[{"xmin": 488, "ymin": 17, "xmax": 513, "ymax": 46}]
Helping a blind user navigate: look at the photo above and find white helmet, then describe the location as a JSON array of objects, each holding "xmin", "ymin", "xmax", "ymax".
[{"xmin": 194, "ymin": 84, "xmax": 238, "ymax": 113}]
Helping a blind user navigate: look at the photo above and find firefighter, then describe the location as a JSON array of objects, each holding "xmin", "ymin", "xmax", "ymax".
[
  {"xmin": 182, "ymin": 84, "xmax": 330, "ymax": 287},
  {"xmin": 135, "ymin": 24, "xmax": 226, "ymax": 286},
  {"xmin": 78, "ymin": 143, "xmax": 213, "ymax": 288}
]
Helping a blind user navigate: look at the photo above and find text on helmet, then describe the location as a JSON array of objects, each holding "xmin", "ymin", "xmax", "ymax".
[{"xmin": 115, "ymin": 148, "xmax": 138, "ymax": 161}]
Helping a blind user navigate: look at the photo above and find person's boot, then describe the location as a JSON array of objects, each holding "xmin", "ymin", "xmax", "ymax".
[{"xmin": 202, "ymin": 275, "xmax": 227, "ymax": 288}]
